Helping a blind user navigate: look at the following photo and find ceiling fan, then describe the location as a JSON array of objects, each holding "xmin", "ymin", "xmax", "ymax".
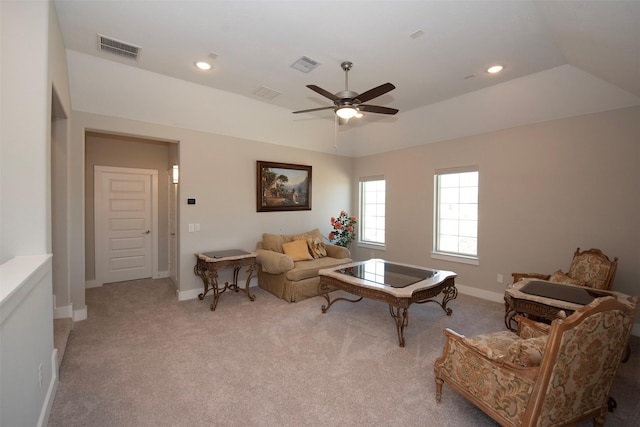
[{"xmin": 292, "ymin": 61, "xmax": 398, "ymax": 121}]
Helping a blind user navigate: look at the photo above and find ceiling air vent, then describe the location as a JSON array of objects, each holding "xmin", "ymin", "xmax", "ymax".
[
  {"xmin": 253, "ymin": 86, "xmax": 281, "ymax": 100},
  {"xmin": 290, "ymin": 56, "xmax": 319, "ymax": 73},
  {"xmin": 97, "ymin": 34, "xmax": 141, "ymax": 61}
]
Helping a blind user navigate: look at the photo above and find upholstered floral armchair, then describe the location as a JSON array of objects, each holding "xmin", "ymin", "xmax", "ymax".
[
  {"xmin": 512, "ymin": 247, "xmax": 618, "ymax": 290},
  {"xmin": 434, "ymin": 295, "xmax": 638, "ymax": 427}
]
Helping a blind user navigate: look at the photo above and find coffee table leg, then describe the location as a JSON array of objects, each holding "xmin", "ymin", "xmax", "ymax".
[
  {"xmin": 389, "ymin": 305, "xmax": 409, "ymax": 347},
  {"xmin": 318, "ymin": 282, "xmax": 363, "ymax": 313}
]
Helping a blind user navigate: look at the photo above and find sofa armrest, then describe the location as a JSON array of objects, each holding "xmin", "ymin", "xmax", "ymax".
[
  {"xmin": 325, "ymin": 244, "xmax": 351, "ymax": 259},
  {"xmin": 256, "ymin": 249, "xmax": 294, "ymax": 274}
]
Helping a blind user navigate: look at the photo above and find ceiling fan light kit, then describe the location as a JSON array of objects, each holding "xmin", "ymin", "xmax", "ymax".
[
  {"xmin": 293, "ymin": 61, "xmax": 399, "ymax": 121},
  {"xmin": 336, "ymin": 106, "xmax": 358, "ymax": 119}
]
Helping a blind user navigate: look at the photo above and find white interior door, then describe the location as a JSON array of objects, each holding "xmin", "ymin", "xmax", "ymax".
[{"xmin": 96, "ymin": 167, "xmax": 156, "ymax": 284}]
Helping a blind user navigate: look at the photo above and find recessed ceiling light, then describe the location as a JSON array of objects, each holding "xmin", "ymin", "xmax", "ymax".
[
  {"xmin": 487, "ymin": 65, "xmax": 504, "ymax": 74},
  {"xmin": 195, "ymin": 61, "xmax": 212, "ymax": 71}
]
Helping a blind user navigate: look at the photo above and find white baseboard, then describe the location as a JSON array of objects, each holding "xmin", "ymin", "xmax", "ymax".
[
  {"xmin": 53, "ymin": 304, "xmax": 73, "ymax": 319},
  {"xmin": 73, "ymin": 305, "xmax": 87, "ymax": 321},
  {"xmin": 85, "ymin": 279, "xmax": 101, "ymax": 288},
  {"xmin": 456, "ymin": 283, "xmax": 640, "ymax": 337},
  {"xmin": 177, "ymin": 288, "xmax": 201, "ymax": 301},
  {"xmin": 37, "ymin": 349, "xmax": 59, "ymax": 427},
  {"xmin": 456, "ymin": 283, "xmax": 504, "ymax": 304}
]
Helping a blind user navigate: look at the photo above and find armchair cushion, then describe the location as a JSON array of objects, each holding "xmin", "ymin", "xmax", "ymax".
[
  {"xmin": 549, "ymin": 269, "xmax": 586, "ymax": 286},
  {"xmin": 464, "ymin": 331, "xmax": 516, "ymax": 361},
  {"xmin": 568, "ymin": 251, "xmax": 614, "ymax": 290},
  {"xmin": 463, "ymin": 330, "xmax": 547, "ymax": 367},
  {"xmin": 507, "ymin": 336, "xmax": 547, "ymax": 367}
]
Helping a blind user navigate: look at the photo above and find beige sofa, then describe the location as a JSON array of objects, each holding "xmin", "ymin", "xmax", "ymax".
[{"xmin": 256, "ymin": 228, "xmax": 352, "ymax": 302}]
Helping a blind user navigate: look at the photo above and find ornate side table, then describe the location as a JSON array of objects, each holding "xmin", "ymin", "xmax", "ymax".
[
  {"xmin": 503, "ymin": 279, "xmax": 619, "ymax": 331},
  {"xmin": 194, "ymin": 250, "xmax": 256, "ymax": 311}
]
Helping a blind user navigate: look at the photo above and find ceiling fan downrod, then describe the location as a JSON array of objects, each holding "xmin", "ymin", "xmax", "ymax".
[{"xmin": 341, "ymin": 61, "xmax": 353, "ymax": 92}]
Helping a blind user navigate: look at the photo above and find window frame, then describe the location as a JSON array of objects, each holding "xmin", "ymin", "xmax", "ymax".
[
  {"xmin": 432, "ymin": 166, "xmax": 479, "ymax": 265},
  {"xmin": 358, "ymin": 176, "xmax": 386, "ymax": 249}
]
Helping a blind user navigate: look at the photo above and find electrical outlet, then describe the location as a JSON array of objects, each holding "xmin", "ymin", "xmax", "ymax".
[
  {"xmin": 497, "ymin": 274, "xmax": 504, "ymax": 283},
  {"xmin": 38, "ymin": 363, "xmax": 43, "ymax": 388}
]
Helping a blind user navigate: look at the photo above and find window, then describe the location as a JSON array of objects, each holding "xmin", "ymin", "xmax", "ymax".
[
  {"xmin": 359, "ymin": 177, "xmax": 385, "ymax": 245},
  {"xmin": 433, "ymin": 167, "xmax": 479, "ymax": 263}
]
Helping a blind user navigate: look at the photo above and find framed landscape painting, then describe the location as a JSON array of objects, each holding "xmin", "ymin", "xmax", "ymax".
[{"xmin": 257, "ymin": 161, "xmax": 312, "ymax": 212}]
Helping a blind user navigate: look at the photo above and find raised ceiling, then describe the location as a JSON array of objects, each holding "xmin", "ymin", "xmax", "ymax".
[{"xmin": 53, "ymin": 1, "xmax": 639, "ymax": 115}]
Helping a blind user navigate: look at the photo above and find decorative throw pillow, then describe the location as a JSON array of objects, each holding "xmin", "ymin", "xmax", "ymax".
[
  {"xmin": 507, "ymin": 336, "xmax": 547, "ymax": 367},
  {"xmin": 307, "ymin": 238, "xmax": 327, "ymax": 259},
  {"xmin": 282, "ymin": 239, "xmax": 313, "ymax": 261},
  {"xmin": 549, "ymin": 270, "xmax": 586, "ymax": 286}
]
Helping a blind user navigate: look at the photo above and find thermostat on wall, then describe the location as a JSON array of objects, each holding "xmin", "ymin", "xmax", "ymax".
[{"xmin": 187, "ymin": 198, "xmax": 196, "ymax": 205}]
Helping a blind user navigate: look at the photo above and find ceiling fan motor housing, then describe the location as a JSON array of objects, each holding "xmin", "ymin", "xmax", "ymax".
[{"xmin": 336, "ymin": 90, "xmax": 359, "ymax": 105}]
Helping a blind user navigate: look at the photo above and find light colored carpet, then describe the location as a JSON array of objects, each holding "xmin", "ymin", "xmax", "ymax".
[{"xmin": 48, "ymin": 278, "xmax": 639, "ymax": 426}]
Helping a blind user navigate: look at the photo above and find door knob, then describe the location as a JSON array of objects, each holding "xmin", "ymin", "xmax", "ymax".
[{"xmin": 143, "ymin": 230, "xmax": 150, "ymax": 234}]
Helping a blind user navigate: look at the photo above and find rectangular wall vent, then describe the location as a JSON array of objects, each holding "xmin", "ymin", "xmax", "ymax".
[{"xmin": 97, "ymin": 34, "xmax": 141, "ymax": 61}]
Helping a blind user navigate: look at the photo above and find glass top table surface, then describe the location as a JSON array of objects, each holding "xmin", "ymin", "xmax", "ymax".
[
  {"xmin": 334, "ymin": 260, "xmax": 436, "ymax": 288},
  {"xmin": 519, "ymin": 280, "xmax": 611, "ymax": 305}
]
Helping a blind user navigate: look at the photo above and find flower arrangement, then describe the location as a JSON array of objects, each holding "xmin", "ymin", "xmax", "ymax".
[{"xmin": 328, "ymin": 211, "xmax": 358, "ymax": 248}]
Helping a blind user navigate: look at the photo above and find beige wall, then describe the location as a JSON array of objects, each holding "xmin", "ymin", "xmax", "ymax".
[
  {"xmin": 352, "ymin": 106, "xmax": 640, "ymax": 298},
  {"xmin": 70, "ymin": 111, "xmax": 354, "ymax": 296},
  {"xmin": 84, "ymin": 132, "xmax": 172, "ymax": 281}
]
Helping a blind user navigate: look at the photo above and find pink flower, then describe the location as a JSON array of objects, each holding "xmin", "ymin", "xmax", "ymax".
[
  {"xmin": 334, "ymin": 222, "xmax": 343, "ymax": 229},
  {"xmin": 351, "ymin": 216, "xmax": 357, "ymax": 222},
  {"xmin": 346, "ymin": 226, "xmax": 353, "ymax": 232},
  {"xmin": 328, "ymin": 232, "xmax": 335, "ymax": 240},
  {"xmin": 330, "ymin": 217, "xmax": 336, "ymax": 224},
  {"xmin": 340, "ymin": 210, "xmax": 346, "ymax": 216}
]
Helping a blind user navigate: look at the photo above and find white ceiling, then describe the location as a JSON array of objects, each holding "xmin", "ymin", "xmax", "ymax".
[{"xmin": 53, "ymin": 0, "xmax": 640, "ymax": 154}]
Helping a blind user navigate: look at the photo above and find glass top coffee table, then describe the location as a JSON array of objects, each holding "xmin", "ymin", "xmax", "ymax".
[{"xmin": 318, "ymin": 259, "xmax": 457, "ymax": 347}]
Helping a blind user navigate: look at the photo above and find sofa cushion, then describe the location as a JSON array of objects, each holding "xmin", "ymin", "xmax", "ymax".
[
  {"xmin": 262, "ymin": 233, "xmax": 284, "ymax": 253},
  {"xmin": 288, "ymin": 228, "xmax": 323, "ymax": 243},
  {"xmin": 282, "ymin": 240, "xmax": 313, "ymax": 261},
  {"xmin": 286, "ymin": 257, "xmax": 352, "ymax": 282}
]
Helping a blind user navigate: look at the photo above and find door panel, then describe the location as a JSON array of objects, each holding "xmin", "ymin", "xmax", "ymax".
[{"xmin": 101, "ymin": 172, "xmax": 152, "ymax": 283}]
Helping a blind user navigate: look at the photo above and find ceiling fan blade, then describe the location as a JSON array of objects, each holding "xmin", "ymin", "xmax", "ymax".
[
  {"xmin": 292, "ymin": 106, "xmax": 334, "ymax": 114},
  {"xmin": 307, "ymin": 85, "xmax": 339, "ymax": 101},
  {"xmin": 356, "ymin": 83, "xmax": 395, "ymax": 103},
  {"xmin": 359, "ymin": 104, "xmax": 399, "ymax": 115}
]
